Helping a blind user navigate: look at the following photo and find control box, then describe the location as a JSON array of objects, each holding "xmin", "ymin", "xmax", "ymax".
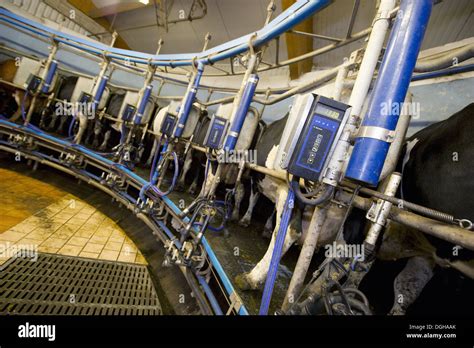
[
  {"xmin": 204, "ymin": 115, "xmax": 228, "ymax": 149},
  {"xmin": 26, "ymin": 74, "xmax": 42, "ymax": 93},
  {"xmin": 160, "ymin": 113, "xmax": 177, "ymax": 137},
  {"xmin": 78, "ymin": 92, "xmax": 93, "ymax": 118},
  {"xmin": 78, "ymin": 92, "xmax": 93, "ymax": 105},
  {"xmin": 122, "ymin": 104, "xmax": 136, "ymax": 122},
  {"xmin": 287, "ymin": 95, "xmax": 351, "ymax": 182}
]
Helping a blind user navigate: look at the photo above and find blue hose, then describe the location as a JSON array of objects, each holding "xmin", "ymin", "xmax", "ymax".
[
  {"xmin": 68, "ymin": 110, "xmax": 76, "ymax": 138},
  {"xmin": 259, "ymin": 189, "xmax": 295, "ymax": 315},
  {"xmin": 197, "ymin": 274, "xmax": 224, "ymax": 315}
]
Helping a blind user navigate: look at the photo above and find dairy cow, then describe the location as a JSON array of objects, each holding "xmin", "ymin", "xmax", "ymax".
[{"xmin": 378, "ymin": 103, "xmax": 474, "ymax": 315}]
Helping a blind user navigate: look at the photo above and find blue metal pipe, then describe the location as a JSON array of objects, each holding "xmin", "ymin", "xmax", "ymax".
[
  {"xmin": 345, "ymin": 0, "xmax": 433, "ymax": 186},
  {"xmin": 93, "ymin": 75, "xmax": 108, "ymax": 109},
  {"xmin": 173, "ymin": 63, "xmax": 204, "ymax": 138},
  {"xmin": 223, "ymin": 74, "xmax": 259, "ymax": 151},
  {"xmin": 134, "ymin": 84, "xmax": 153, "ymax": 125},
  {"xmin": 41, "ymin": 59, "xmax": 57, "ymax": 93}
]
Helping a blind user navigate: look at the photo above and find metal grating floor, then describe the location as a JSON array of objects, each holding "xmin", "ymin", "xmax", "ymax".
[{"xmin": 0, "ymin": 252, "xmax": 161, "ymax": 315}]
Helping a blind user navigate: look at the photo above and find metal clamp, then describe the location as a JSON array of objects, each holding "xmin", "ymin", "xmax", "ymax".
[{"xmin": 358, "ymin": 126, "xmax": 396, "ymax": 143}]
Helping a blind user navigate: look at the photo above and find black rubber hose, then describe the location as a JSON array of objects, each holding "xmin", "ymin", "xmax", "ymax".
[{"xmin": 291, "ymin": 177, "xmax": 335, "ymax": 206}]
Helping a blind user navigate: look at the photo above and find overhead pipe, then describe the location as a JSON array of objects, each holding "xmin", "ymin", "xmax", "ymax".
[
  {"xmin": 346, "ymin": 0, "xmax": 433, "ymax": 186},
  {"xmin": 252, "ymin": 66, "xmax": 340, "ymax": 105},
  {"xmin": 0, "ymin": 0, "xmax": 330, "ymax": 67},
  {"xmin": 411, "ymin": 63, "xmax": 474, "ymax": 81},
  {"xmin": 414, "ymin": 43, "xmax": 474, "ymax": 73}
]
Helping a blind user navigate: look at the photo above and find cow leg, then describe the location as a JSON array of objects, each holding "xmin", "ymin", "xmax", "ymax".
[
  {"xmin": 92, "ymin": 121, "xmax": 102, "ymax": 148},
  {"xmin": 99, "ymin": 130, "xmax": 111, "ymax": 151},
  {"xmin": 200, "ymin": 163, "xmax": 217, "ymax": 198},
  {"xmin": 235, "ymin": 186, "xmax": 300, "ymax": 291},
  {"xmin": 11, "ymin": 90, "xmax": 27, "ymax": 122},
  {"xmin": 146, "ymin": 139, "xmax": 158, "ymax": 167},
  {"xmin": 389, "ymin": 256, "xmax": 435, "ymax": 315},
  {"xmin": 47, "ymin": 111, "xmax": 58, "ymax": 130},
  {"xmin": 74, "ymin": 114, "xmax": 87, "ymax": 144},
  {"xmin": 231, "ymin": 181, "xmax": 245, "ymax": 222},
  {"xmin": 262, "ymin": 209, "xmax": 275, "ymax": 239},
  {"xmin": 57, "ymin": 114, "xmax": 68, "ymax": 134},
  {"xmin": 239, "ymin": 179, "xmax": 260, "ymax": 227},
  {"xmin": 177, "ymin": 149, "xmax": 193, "ymax": 191}
]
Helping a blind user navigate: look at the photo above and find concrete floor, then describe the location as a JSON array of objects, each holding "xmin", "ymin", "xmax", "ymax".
[
  {"xmin": 0, "ymin": 157, "xmax": 200, "ymax": 315},
  {"xmin": 0, "ymin": 167, "xmax": 146, "ymax": 266},
  {"xmin": 0, "ymin": 154, "xmax": 301, "ymax": 315}
]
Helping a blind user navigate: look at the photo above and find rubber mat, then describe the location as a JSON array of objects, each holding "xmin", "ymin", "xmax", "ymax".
[{"xmin": 0, "ymin": 252, "xmax": 161, "ymax": 315}]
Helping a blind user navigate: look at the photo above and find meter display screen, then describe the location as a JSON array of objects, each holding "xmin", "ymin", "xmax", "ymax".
[
  {"xmin": 287, "ymin": 95, "xmax": 349, "ymax": 182},
  {"xmin": 204, "ymin": 116, "xmax": 227, "ymax": 149},
  {"xmin": 160, "ymin": 113, "xmax": 176, "ymax": 137},
  {"xmin": 314, "ymin": 104, "xmax": 341, "ymax": 120}
]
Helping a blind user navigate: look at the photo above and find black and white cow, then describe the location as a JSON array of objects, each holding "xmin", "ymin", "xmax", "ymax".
[
  {"xmin": 45, "ymin": 75, "xmax": 78, "ymax": 134},
  {"xmin": 377, "ymin": 102, "xmax": 474, "ymax": 315},
  {"xmin": 175, "ymin": 113, "xmax": 211, "ymax": 195}
]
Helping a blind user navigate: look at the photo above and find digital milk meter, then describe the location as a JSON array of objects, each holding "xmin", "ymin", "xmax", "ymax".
[
  {"xmin": 122, "ymin": 104, "xmax": 136, "ymax": 122},
  {"xmin": 26, "ymin": 74, "xmax": 42, "ymax": 93},
  {"xmin": 287, "ymin": 95, "xmax": 351, "ymax": 182},
  {"xmin": 204, "ymin": 115, "xmax": 228, "ymax": 149},
  {"xmin": 160, "ymin": 113, "xmax": 177, "ymax": 138}
]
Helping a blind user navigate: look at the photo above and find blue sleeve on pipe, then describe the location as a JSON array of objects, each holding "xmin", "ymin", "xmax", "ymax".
[
  {"xmin": 93, "ymin": 75, "xmax": 108, "ymax": 107},
  {"xmin": 174, "ymin": 65, "xmax": 203, "ymax": 138},
  {"xmin": 134, "ymin": 85, "xmax": 152, "ymax": 124},
  {"xmin": 41, "ymin": 60, "xmax": 57, "ymax": 93},
  {"xmin": 224, "ymin": 74, "xmax": 259, "ymax": 151},
  {"xmin": 345, "ymin": 0, "xmax": 433, "ymax": 186}
]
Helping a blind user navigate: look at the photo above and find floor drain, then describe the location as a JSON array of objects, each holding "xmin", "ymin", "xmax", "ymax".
[{"xmin": 0, "ymin": 252, "xmax": 161, "ymax": 315}]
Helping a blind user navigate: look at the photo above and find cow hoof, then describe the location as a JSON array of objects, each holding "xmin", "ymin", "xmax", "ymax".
[
  {"xmin": 388, "ymin": 307, "xmax": 405, "ymax": 316},
  {"xmin": 238, "ymin": 219, "xmax": 250, "ymax": 227},
  {"xmin": 234, "ymin": 273, "xmax": 253, "ymax": 291}
]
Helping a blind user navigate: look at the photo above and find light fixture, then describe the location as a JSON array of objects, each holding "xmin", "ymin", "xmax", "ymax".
[{"xmin": 139, "ymin": 0, "xmax": 149, "ymax": 5}]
